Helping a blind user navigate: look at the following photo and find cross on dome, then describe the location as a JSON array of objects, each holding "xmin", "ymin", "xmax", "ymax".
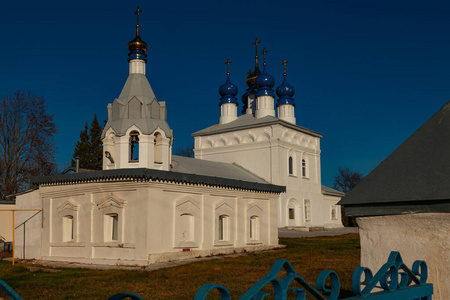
[
  {"xmin": 261, "ymin": 48, "xmax": 268, "ymax": 66},
  {"xmin": 225, "ymin": 58, "xmax": 232, "ymax": 76},
  {"xmin": 252, "ymin": 38, "xmax": 261, "ymax": 66},
  {"xmin": 282, "ymin": 59, "xmax": 288, "ymax": 76}
]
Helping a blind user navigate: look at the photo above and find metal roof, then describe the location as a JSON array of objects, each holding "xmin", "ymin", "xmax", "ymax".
[
  {"xmin": 32, "ymin": 157, "xmax": 286, "ymax": 194},
  {"xmin": 338, "ymin": 101, "xmax": 450, "ymax": 216},
  {"xmin": 192, "ymin": 114, "xmax": 323, "ymax": 138},
  {"xmin": 321, "ymin": 185, "xmax": 345, "ymax": 197}
]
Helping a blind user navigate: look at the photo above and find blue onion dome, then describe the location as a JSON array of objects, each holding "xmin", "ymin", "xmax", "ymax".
[
  {"xmin": 276, "ymin": 76, "xmax": 295, "ymax": 106},
  {"xmin": 255, "ymin": 67, "xmax": 275, "ymax": 97},
  {"xmin": 128, "ymin": 8, "xmax": 148, "ymax": 62},
  {"xmin": 219, "ymin": 76, "xmax": 238, "ymax": 105}
]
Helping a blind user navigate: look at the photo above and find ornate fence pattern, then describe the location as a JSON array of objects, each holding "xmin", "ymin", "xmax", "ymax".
[{"xmin": 0, "ymin": 251, "xmax": 433, "ymax": 299}]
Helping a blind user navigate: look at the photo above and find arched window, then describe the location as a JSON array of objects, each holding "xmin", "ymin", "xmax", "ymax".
[
  {"xmin": 302, "ymin": 159, "xmax": 306, "ymax": 177},
  {"xmin": 288, "ymin": 156, "xmax": 293, "ymax": 175},
  {"xmin": 249, "ymin": 216, "xmax": 259, "ymax": 240},
  {"xmin": 129, "ymin": 131, "xmax": 140, "ymax": 161},
  {"xmin": 63, "ymin": 215, "xmax": 74, "ymax": 242},
  {"xmin": 154, "ymin": 132, "xmax": 163, "ymax": 164},
  {"xmin": 218, "ymin": 215, "xmax": 229, "ymax": 241}
]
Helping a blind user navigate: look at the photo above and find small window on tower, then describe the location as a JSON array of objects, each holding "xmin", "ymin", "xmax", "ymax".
[{"xmin": 129, "ymin": 131, "xmax": 140, "ymax": 161}]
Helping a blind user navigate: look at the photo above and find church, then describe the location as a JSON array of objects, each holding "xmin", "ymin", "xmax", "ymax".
[{"xmin": 12, "ymin": 9, "xmax": 343, "ymax": 266}]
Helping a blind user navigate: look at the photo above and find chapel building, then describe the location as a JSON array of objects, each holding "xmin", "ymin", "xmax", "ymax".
[{"xmin": 12, "ymin": 9, "xmax": 342, "ymax": 266}]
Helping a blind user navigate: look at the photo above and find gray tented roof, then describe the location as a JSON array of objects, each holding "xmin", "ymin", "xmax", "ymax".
[
  {"xmin": 192, "ymin": 114, "xmax": 323, "ymax": 138},
  {"xmin": 32, "ymin": 157, "xmax": 285, "ymax": 194},
  {"xmin": 102, "ymin": 73, "xmax": 172, "ymax": 138},
  {"xmin": 338, "ymin": 101, "xmax": 450, "ymax": 216}
]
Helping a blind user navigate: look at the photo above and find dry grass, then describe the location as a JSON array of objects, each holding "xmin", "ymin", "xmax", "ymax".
[{"xmin": 0, "ymin": 234, "xmax": 359, "ymax": 299}]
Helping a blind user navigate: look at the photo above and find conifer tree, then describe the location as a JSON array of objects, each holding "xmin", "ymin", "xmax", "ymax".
[
  {"xmin": 72, "ymin": 123, "xmax": 91, "ymax": 169},
  {"xmin": 89, "ymin": 114, "xmax": 103, "ymax": 170},
  {"xmin": 72, "ymin": 114, "xmax": 103, "ymax": 170}
]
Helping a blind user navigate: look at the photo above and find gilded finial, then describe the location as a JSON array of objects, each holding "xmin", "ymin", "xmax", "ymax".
[
  {"xmin": 134, "ymin": 7, "xmax": 142, "ymax": 35},
  {"xmin": 252, "ymin": 38, "xmax": 261, "ymax": 67},
  {"xmin": 282, "ymin": 59, "xmax": 288, "ymax": 76},
  {"xmin": 261, "ymin": 48, "xmax": 268, "ymax": 67},
  {"xmin": 225, "ymin": 58, "xmax": 232, "ymax": 76}
]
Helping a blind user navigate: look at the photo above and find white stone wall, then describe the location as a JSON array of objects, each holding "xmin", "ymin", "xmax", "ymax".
[
  {"xmin": 357, "ymin": 213, "xmax": 449, "ymax": 300},
  {"xmin": 16, "ymin": 180, "xmax": 279, "ymax": 266},
  {"xmin": 194, "ymin": 124, "xmax": 342, "ymax": 228},
  {"xmin": 13, "ymin": 190, "xmax": 43, "ymax": 260}
]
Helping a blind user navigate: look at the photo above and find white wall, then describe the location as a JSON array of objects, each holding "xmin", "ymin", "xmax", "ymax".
[
  {"xmin": 194, "ymin": 124, "xmax": 342, "ymax": 228},
  {"xmin": 20, "ymin": 180, "xmax": 279, "ymax": 266},
  {"xmin": 14, "ymin": 190, "xmax": 43, "ymax": 260},
  {"xmin": 358, "ymin": 213, "xmax": 449, "ymax": 300}
]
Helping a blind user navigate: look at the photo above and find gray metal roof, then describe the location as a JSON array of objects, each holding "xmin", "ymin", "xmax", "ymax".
[
  {"xmin": 192, "ymin": 114, "xmax": 323, "ymax": 138},
  {"xmin": 102, "ymin": 73, "xmax": 172, "ymax": 138},
  {"xmin": 32, "ymin": 160, "xmax": 285, "ymax": 194},
  {"xmin": 338, "ymin": 101, "xmax": 450, "ymax": 216},
  {"xmin": 171, "ymin": 155, "xmax": 268, "ymax": 184},
  {"xmin": 321, "ymin": 185, "xmax": 345, "ymax": 197}
]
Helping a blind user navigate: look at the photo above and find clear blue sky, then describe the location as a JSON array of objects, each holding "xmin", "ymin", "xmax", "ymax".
[{"xmin": 1, "ymin": 0, "xmax": 449, "ymax": 187}]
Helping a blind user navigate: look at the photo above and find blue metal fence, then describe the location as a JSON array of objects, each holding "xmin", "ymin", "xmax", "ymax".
[{"xmin": 0, "ymin": 251, "xmax": 432, "ymax": 299}]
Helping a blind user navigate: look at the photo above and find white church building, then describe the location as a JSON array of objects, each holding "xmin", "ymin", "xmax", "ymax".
[{"xmin": 12, "ymin": 9, "xmax": 343, "ymax": 266}]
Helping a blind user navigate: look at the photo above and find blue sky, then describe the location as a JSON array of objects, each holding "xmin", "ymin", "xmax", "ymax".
[{"xmin": 1, "ymin": 1, "xmax": 449, "ymax": 187}]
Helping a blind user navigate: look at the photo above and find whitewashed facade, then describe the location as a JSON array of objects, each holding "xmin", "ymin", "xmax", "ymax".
[{"xmin": 13, "ymin": 11, "xmax": 343, "ymax": 266}]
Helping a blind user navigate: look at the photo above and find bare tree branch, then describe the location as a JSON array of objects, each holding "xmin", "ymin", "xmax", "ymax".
[{"xmin": 0, "ymin": 91, "xmax": 57, "ymax": 199}]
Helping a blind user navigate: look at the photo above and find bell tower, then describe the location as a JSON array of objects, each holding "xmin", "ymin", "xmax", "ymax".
[{"xmin": 102, "ymin": 7, "xmax": 173, "ymax": 171}]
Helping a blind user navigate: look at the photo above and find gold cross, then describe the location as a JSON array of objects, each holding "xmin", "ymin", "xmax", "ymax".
[
  {"xmin": 225, "ymin": 58, "xmax": 232, "ymax": 76},
  {"xmin": 135, "ymin": 7, "xmax": 142, "ymax": 25},
  {"xmin": 282, "ymin": 59, "xmax": 288, "ymax": 76},
  {"xmin": 252, "ymin": 38, "xmax": 261, "ymax": 55},
  {"xmin": 261, "ymin": 48, "xmax": 268, "ymax": 66}
]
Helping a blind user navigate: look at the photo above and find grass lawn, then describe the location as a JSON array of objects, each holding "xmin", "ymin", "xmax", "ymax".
[{"xmin": 0, "ymin": 234, "xmax": 359, "ymax": 299}]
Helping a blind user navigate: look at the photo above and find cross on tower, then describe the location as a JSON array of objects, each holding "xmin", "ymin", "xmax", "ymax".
[
  {"xmin": 225, "ymin": 58, "xmax": 232, "ymax": 76},
  {"xmin": 282, "ymin": 59, "xmax": 288, "ymax": 76},
  {"xmin": 135, "ymin": 7, "xmax": 142, "ymax": 25},
  {"xmin": 261, "ymin": 48, "xmax": 268, "ymax": 66}
]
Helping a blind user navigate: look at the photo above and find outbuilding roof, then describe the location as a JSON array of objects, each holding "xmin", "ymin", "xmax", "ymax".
[{"xmin": 338, "ymin": 101, "xmax": 450, "ymax": 216}]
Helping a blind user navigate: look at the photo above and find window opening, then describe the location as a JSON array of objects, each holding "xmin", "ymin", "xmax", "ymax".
[
  {"xmin": 302, "ymin": 159, "xmax": 306, "ymax": 177},
  {"xmin": 250, "ymin": 216, "xmax": 259, "ymax": 240},
  {"xmin": 288, "ymin": 156, "xmax": 293, "ymax": 175},
  {"xmin": 130, "ymin": 131, "xmax": 139, "ymax": 161},
  {"xmin": 63, "ymin": 215, "xmax": 74, "ymax": 242},
  {"xmin": 288, "ymin": 208, "xmax": 295, "ymax": 220},
  {"xmin": 219, "ymin": 215, "xmax": 228, "ymax": 241}
]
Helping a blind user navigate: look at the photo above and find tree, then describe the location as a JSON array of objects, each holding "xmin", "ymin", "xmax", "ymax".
[
  {"xmin": 333, "ymin": 167, "xmax": 364, "ymax": 227},
  {"xmin": 174, "ymin": 142, "xmax": 195, "ymax": 158},
  {"xmin": 333, "ymin": 167, "xmax": 363, "ymax": 193},
  {"xmin": 0, "ymin": 91, "xmax": 57, "ymax": 200},
  {"xmin": 72, "ymin": 114, "xmax": 103, "ymax": 170}
]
